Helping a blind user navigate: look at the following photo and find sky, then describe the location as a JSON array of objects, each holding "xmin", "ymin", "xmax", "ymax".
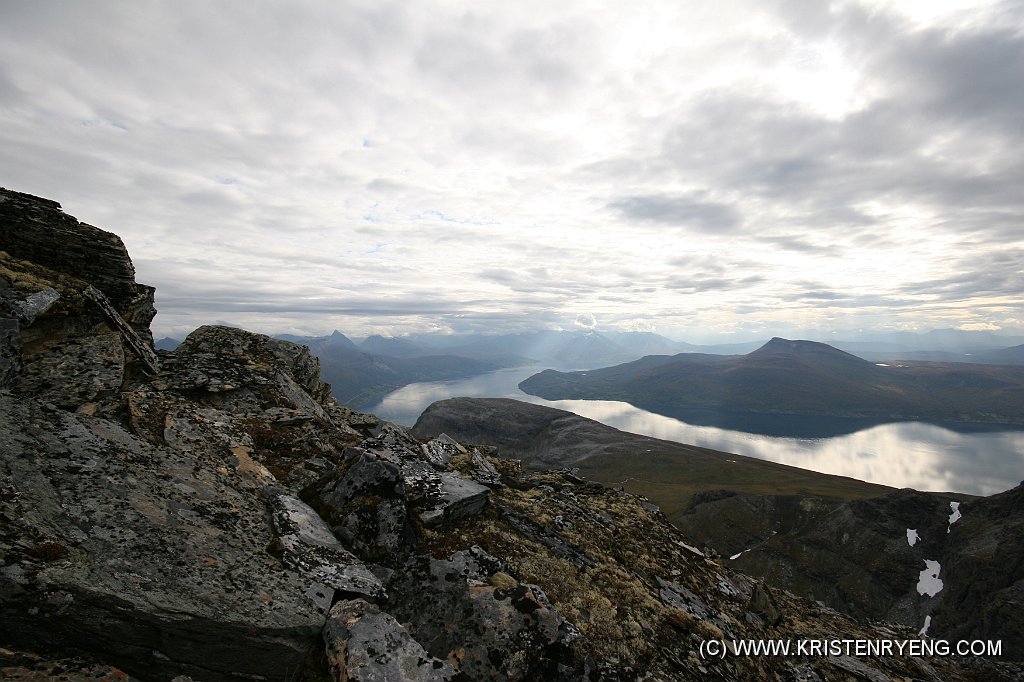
[{"xmin": 1, "ymin": 0, "xmax": 1022, "ymax": 343}]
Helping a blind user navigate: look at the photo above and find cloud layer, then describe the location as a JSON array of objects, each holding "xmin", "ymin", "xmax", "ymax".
[{"xmin": 1, "ymin": 0, "xmax": 1021, "ymax": 341}]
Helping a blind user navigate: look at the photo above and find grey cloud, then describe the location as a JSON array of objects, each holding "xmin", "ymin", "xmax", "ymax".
[
  {"xmin": 3, "ymin": 1, "xmax": 1022, "ymax": 341},
  {"xmin": 874, "ymin": 23, "xmax": 1024, "ymax": 134},
  {"xmin": 898, "ymin": 250, "xmax": 1024, "ymax": 300},
  {"xmin": 758, "ymin": 235, "xmax": 842, "ymax": 255},
  {"xmin": 665, "ymin": 275, "xmax": 766, "ymax": 294},
  {"xmin": 609, "ymin": 194, "xmax": 741, "ymax": 232}
]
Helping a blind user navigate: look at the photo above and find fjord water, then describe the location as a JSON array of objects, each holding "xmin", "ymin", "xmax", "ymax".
[{"xmin": 367, "ymin": 366, "xmax": 1024, "ymax": 497}]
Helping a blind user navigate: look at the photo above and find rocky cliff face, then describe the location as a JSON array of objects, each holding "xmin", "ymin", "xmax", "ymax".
[{"xmin": 1, "ymin": 189, "xmax": 1018, "ymax": 680}]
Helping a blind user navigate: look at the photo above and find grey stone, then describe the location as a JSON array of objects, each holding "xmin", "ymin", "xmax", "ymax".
[
  {"xmin": 11, "ymin": 286, "xmax": 60, "ymax": 325},
  {"xmin": 421, "ymin": 433, "xmax": 464, "ymax": 468},
  {"xmin": 468, "ymin": 449, "xmax": 502, "ymax": 487},
  {"xmin": 386, "ymin": 553, "xmax": 579, "ymax": 681},
  {"xmin": 324, "ymin": 599, "xmax": 455, "ymax": 682},
  {"xmin": 82, "ymin": 285, "xmax": 159, "ymax": 374},
  {"xmin": 269, "ymin": 492, "xmax": 385, "ymax": 603},
  {"xmin": 17, "ymin": 332, "xmax": 125, "ymax": 409},
  {"xmin": 0, "ymin": 394, "xmax": 328, "ymax": 682},
  {"xmin": 401, "ymin": 460, "xmax": 489, "ymax": 528},
  {"xmin": 0, "ymin": 317, "xmax": 21, "ymax": 388},
  {"xmin": 316, "ymin": 449, "xmax": 414, "ymax": 564}
]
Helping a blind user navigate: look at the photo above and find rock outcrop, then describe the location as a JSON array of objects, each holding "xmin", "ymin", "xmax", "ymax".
[{"xmin": 1, "ymin": 188, "xmax": 1019, "ymax": 680}]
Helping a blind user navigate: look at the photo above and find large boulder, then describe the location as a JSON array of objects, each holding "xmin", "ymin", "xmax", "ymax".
[{"xmin": 0, "ymin": 392, "xmax": 330, "ymax": 681}]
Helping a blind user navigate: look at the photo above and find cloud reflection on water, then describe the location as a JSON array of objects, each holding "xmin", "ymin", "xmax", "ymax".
[{"xmin": 368, "ymin": 366, "xmax": 1024, "ymax": 496}]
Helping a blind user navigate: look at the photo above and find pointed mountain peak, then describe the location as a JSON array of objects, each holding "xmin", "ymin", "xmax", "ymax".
[
  {"xmin": 749, "ymin": 337, "xmax": 871, "ymax": 365},
  {"xmin": 324, "ymin": 330, "xmax": 356, "ymax": 348}
]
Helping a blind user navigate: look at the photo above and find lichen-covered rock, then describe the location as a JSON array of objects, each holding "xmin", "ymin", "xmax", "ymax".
[
  {"xmin": 313, "ymin": 447, "xmax": 415, "ymax": 564},
  {"xmin": 467, "ymin": 449, "xmax": 503, "ymax": 487},
  {"xmin": 402, "ymin": 460, "xmax": 490, "ymax": 528},
  {"xmin": 323, "ymin": 599, "xmax": 455, "ymax": 682},
  {"xmin": 421, "ymin": 433, "xmax": 464, "ymax": 468},
  {"xmin": 0, "ymin": 393, "xmax": 328, "ymax": 681},
  {"xmin": 268, "ymin": 491, "xmax": 384, "ymax": 607},
  {"xmin": 384, "ymin": 550, "xmax": 579, "ymax": 681},
  {"xmin": 15, "ymin": 332, "xmax": 125, "ymax": 409}
]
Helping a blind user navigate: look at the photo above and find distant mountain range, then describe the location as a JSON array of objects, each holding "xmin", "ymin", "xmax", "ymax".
[
  {"xmin": 519, "ymin": 337, "xmax": 1024, "ymax": 426},
  {"xmin": 156, "ymin": 327, "xmax": 1024, "ymax": 411},
  {"xmin": 271, "ymin": 331, "xmax": 521, "ymax": 408}
]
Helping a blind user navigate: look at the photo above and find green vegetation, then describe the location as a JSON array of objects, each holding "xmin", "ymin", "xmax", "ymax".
[{"xmin": 564, "ymin": 444, "xmax": 889, "ymax": 526}]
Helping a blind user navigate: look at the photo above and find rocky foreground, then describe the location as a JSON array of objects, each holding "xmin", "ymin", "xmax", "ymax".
[{"xmin": 0, "ymin": 187, "xmax": 1018, "ymax": 680}]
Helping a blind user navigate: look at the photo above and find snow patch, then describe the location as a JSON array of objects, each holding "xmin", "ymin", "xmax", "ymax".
[
  {"xmin": 919, "ymin": 615, "xmax": 932, "ymax": 636},
  {"xmin": 917, "ymin": 560, "xmax": 943, "ymax": 597},
  {"xmin": 729, "ymin": 549, "xmax": 750, "ymax": 560},
  {"xmin": 907, "ymin": 529, "xmax": 919, "ymax": 547},
  {"xmin": 947, "ymin": 501, "xmax": 961, "ymax": 533}
]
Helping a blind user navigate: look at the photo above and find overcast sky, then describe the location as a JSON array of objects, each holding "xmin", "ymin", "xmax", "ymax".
[{"xmin": 2, "ymin": 0, "xmax": 1022, "ymax": 342}]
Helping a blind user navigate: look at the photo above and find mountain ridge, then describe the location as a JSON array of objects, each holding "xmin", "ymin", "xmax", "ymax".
[{"xmin": 520, "ymin": 337, "xmax": 1024, "ymax": 426}]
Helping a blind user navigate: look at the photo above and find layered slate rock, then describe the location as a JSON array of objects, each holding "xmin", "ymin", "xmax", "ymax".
[
  {"xmin": 0, "ymin": 187, "xmax": 155, "ymax": 337},
  {"xmin": 0, "ymin": 188, "xmax": 156, "ymax": 340}
]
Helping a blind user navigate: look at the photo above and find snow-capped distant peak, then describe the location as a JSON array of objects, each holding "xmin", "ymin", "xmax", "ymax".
[{"xmin": 907, "ymin": 529, "xmax": 919, "ymax": 547}]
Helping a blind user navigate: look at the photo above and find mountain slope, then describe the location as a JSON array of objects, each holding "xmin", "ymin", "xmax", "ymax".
[
  {"xmin": 411, "ymin": 397, "xmax": 892, "ymax": 521},
  {"xmin": 677, "ymin": 485, "xmax": 1024, "ymax": 658},
  {"xmin": 520, "ymin": 337, "xmax": 1024, "ymax": 426}
]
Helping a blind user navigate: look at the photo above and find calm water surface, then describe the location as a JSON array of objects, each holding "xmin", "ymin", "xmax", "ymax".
[{"xmin": 366, "ymin": 366, "xmax": 1024, "ymax": 497}]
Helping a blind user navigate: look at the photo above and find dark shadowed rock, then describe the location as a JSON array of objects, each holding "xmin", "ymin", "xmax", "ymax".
[
  {"xmin": 0, "ymin": 393, "xmax": 328, "ymax": 681},
  {"xmin": 312, "ymin": 447, "xmax": 415, "ymax": 564},
  {"xmin": 384, "ymin": 550, "xmax": 579, "ymax": 682},
  {"xmin": 0, "ymin": 187, "xmax": 156, "ymax": 342}
]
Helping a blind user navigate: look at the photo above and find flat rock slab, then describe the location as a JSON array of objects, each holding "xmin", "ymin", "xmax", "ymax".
[
  {"xmin": 0, "ymin": 394, "xmax": 328, "ymax": 681},
  {"xmin": 402, "ymin": 461, "xmax": 490, "ymax": 528},
  {"xmin": 269, "ymin": 492, "xmax": 384, "ymax": 606}
]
